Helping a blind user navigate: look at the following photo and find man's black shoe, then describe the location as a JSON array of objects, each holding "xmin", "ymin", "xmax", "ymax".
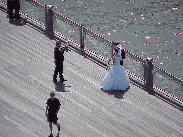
[
  {"xmin": 49, "ymin": 133, "xmax": 53, "ymax": 137},
  {"xmin": 58, "ymin": 124, "xmax": 60, "ymax": 132}
]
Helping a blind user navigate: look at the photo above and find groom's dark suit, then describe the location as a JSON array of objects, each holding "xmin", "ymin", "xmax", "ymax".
[{"xmin": 120, "ymin": 49, "xmax": 126, "ymax": 66}]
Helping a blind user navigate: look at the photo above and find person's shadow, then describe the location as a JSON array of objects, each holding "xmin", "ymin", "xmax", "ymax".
[
  {"xmin": 101, "ymin": 86, "xmax": 130, "ymax": 99},
  {"xmin": 8, "ymin": 17, "xmax": 27, "ymax": 26},
  {"xmin": 48, "ymin": 133, "xmax": 60, "ymax": 137},
  {"xmin": 54, "ymin": 82, "xmax": 71, "ymax": 92}
]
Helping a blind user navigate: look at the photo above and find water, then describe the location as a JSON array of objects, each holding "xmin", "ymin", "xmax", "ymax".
[{"xmin": 36, "ymin": 0, "xmax": 183, "ymax": 80}]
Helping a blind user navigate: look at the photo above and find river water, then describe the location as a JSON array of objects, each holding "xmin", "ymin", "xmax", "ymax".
[{"xmin": 38, "ymin": 0, "xmax": 183, "ymax": 100}]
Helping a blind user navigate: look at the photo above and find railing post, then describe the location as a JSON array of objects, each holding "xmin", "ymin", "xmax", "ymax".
[
  {"xmin": 144, "ymin": 57, "xmax": 154, "ymax": 94},
  {"xmin": 80, "ymin": 24, "xmax": 84, "ymax": 49},
  {"xmin": 45, "ymin": 5, "xmax": 54, "ymax": 32}
]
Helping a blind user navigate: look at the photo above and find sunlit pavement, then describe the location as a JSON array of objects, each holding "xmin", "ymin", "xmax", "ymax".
[{"xmin": 0, "ymin": 9, "xmax": 183, "ymax": 137}]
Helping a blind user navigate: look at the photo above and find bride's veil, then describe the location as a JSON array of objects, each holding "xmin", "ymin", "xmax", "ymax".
[{"xmin": 116, "ymin": 44, "xmax": 122, "ymax": 55}]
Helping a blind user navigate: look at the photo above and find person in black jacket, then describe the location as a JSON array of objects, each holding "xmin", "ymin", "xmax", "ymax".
[
  {"xmin": 120, "ymin": 48, "xmax": 126, "ymax": 66},
  {"xmin": 7, "ymin": 0, "xmax": 20, "ymax": 20},
  {"xmin": 53, "ymin": 41, "xmax": 67, "ymax": 83}
]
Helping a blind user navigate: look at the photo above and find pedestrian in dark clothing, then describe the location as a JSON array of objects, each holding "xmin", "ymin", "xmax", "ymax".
[
  {"xmin": 120, "ymin": 48, "xmax": 126, "ymax": 66},
  {"xmin": 53, "ymin": 41, "xmax": 67, "ymax": 83},
  {"xmin": 7, "ymin": 0, "xmax": 20, "ymax": 20},
  {"xmin": 46, "ymin": 92, "xmax": 61, "ymax": 137}
]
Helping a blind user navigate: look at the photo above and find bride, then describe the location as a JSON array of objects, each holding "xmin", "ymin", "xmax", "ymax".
[{"xmin": 101, "ymin": 48, "xmax": 130, "ymax": 91}]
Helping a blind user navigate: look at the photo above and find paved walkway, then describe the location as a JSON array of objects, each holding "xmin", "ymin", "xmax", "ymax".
[{"xmin": 0, "ymin": 8, "xmax": 183, "ymax": 137}]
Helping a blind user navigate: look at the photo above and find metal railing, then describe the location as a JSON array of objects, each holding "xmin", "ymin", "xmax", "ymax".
[
  {"xmin": 153, "ymin": 65, "xmax": 183, "ymax": 101},
  {"xmin": 1, "ymin": 0, "xmax": 182, "ymax": 105}
]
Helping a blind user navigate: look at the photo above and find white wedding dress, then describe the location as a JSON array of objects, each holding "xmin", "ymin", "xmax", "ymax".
[{"xmin": 101, "ymin": 55, "xmax": 130, "ymax": 91}]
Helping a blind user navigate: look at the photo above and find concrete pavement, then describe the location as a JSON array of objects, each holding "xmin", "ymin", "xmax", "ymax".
[{"xmin": 0, "ymin": 7, "xmax": 183, "ymax": 137}]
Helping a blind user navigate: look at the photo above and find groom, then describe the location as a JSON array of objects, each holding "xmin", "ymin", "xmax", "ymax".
[{"xmin": 113, "ymin": 42, "xmax": 126, "ymax": 66}]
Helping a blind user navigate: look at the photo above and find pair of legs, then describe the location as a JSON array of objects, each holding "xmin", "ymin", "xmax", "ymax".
[
  {"xmin": 49, "ymin": 122, "xmax": 60, "ymax": 134},
  {"xmin": 53, "ymin": 64, "xmax": 64, "ymax": 82},
  {"xmin": 48, "ymin": 114, "xmax": 60, "ymax": 136}
]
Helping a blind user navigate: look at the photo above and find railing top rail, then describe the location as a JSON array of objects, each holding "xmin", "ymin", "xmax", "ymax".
[
  {"xmin": 54, "ymin": 13, "xmax": 114, "ymax": 46},
  {"xmin": 25, "ymin": 0, "xmax": 45, "ymax": 10},
  {"xmin": 123, "ymin": 49, "xmax": 146, "ymax": 64},
  {"xmin": 53, "ymin": 11, "xmax": 81, "ymax": 28},
  {"xmin": 53, "ymin": 30, "xmax": 108, "ymax": 64},
  {"xmin": 153, "ymin": 65, "xmax": 183, "ymax": 85},
  {"xmin": 83, "ymin": 28, "xmax": 113, "ymax": 46}
]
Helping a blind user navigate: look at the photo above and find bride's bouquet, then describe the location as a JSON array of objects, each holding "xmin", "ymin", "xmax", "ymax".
[{"xmin": 108, "ymin": 58, "xmax": 113, "ymax": 66}]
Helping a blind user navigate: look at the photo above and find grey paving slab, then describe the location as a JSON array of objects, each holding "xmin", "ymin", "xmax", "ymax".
[
  {"xmin": 0, "ymin": 120, "xmax": 34, "ymax": 137},
  {"xmin": 0, "ymin": 9, "xmax": 183, "ymax": 137}
]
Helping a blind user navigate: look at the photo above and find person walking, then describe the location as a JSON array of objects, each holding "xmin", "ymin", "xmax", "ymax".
[
  {"xmin": 53, "ymin": 41, "xmax": 67, "ymax": 83},
  {"xmin": 7, "ymin": 0, "xmax": 20, "ymax": 20},
  {"xmin": 46, "ymin": 92, "xmax": 61, "ymax": 137}
]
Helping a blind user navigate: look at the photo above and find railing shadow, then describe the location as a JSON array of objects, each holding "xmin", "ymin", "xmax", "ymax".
[
  {"xmin": 129, "ymin": 77, "xmax": 183, "ymax": 111},
  {"xmin": 153, "ymin": 89, "xmax": 183, "ymax": 111}
]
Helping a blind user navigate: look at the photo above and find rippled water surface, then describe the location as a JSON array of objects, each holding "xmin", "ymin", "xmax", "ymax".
[{"xmin": 38, "ymin": 0, "xmax": 183, "ymax": 79}]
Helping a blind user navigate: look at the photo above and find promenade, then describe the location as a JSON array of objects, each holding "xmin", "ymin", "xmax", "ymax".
[{"xmin": 0, "ymin": 7, "xmax": 183, "ymax": 137}]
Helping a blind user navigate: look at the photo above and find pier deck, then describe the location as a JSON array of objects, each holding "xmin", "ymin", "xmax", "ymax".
[{"xmin": 0, "ymin": 9, "xmax": 183, "ymax": 137}]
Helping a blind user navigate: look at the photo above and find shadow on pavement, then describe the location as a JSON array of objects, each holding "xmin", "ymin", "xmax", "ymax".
[
  {"xmin": 101, "ymin": 86, "xmax": 130, "ymax": 99},
  {"xmin": 8, "ymin": 17, "xmax": 26, "ymax": 26},
  {"xmin": 54, "ymin": 82, "xmax": 70, "ymax": 92}
]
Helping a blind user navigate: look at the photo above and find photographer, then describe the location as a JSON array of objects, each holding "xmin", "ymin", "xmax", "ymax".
[{"xmin": 53, "ymin": 40, "xmax": 68, "ymax": 83}]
